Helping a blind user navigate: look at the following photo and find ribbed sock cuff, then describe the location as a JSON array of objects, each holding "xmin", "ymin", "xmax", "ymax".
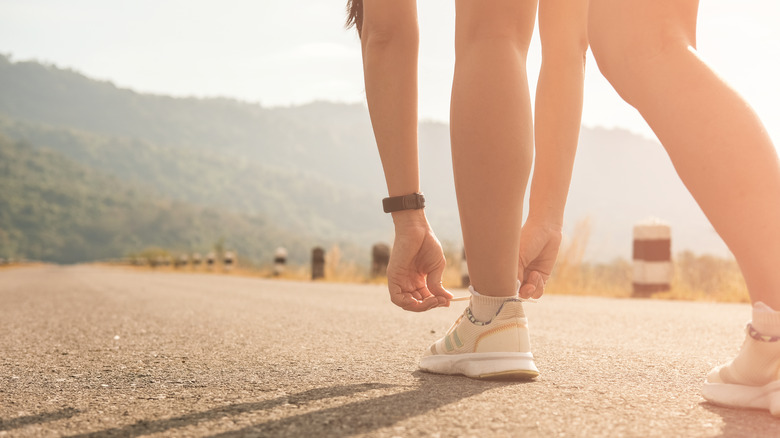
[
  {"xmin": 752, "ymin": 302, "xmax": 780, "ymax": 338},
  {"xmin": 469, "ymin": 283, "xmax": 519, "ymax": 322}
]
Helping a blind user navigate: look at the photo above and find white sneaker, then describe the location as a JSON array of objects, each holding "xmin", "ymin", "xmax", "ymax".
[
  {"xmin": 702, "ymin": 323, "xmax": 780, "ymax": 415},
  {"xmin": 419, "ymin": 299, "xmax": 539, "ymax": 379}
]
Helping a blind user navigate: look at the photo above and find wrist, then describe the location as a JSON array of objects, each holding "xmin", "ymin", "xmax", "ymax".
[
  {"xmin": 525, "ymin": 210, "xmax": 564, "ymax": 232},
  {"xmin": 528, "ymin": 196, "xmax": 565, "ymax": 229},
  {"xmin": 527, "ymin": 177, "xmax": 570, "ymax": 229},
  {"xmin": 391, "ymin": 208, "xmax": 428, "ymax": 228}
]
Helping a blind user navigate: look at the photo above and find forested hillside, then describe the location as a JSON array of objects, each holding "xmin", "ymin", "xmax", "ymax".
[
  {"xmin": 0, "ymin": 116, "xmax": 386, "ymax": 242},
  {"xmin": 0, "ymin": 54, "xmax": 391, "ymax": 264},
  {"xmin": 0, "ymin": 54, "xmax": 728, "ymax": 264},
  {"xmin": 0, "ymin": 135, "xmax": 314, "ymax": 264},
  {"xmin": 0, "ymin": 55, "xmax": 384, "ymax": 190}
]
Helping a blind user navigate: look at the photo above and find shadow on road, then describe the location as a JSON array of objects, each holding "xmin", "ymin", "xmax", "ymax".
[
  {"xmin": 701, "ymin": 402, "xmax": 780, "ymax": 437},
  {"xmin": 65, "ymin": 373, "xmax": 533, "ymax": 437},
  {"xmin": 208, "ymin": 372, "xmax": 531, "ymax": 438},
  {"xmin": 65, "ymin": 383, "xmax": 391, "ymax": 438},
  {"xmin": 0, "ymin": 407, "xmax": 80, "ymax": 432}
]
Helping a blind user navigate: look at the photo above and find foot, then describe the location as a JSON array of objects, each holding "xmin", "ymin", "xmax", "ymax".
[
  {"xmin": 419, "ymin": 299, "xmax": 538, "ymax": 380},
  {"xmin": 702, "ymin": 323, "xmax": 780, "ymax": 415}
]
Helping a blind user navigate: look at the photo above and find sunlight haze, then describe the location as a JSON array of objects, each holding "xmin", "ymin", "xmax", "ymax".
[{"xmin": 1, "ymin": 0, "xmax": 779, "ymax": 143}]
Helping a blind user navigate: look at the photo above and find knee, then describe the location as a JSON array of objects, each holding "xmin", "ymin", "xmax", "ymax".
[
  {"xmin": 589, "ymin": 24, "xmax": 689, "ymax": 106},
  {"xmin": 456, "ymin": 26, "xmax": 534, "ymax": 62},
  {"xmin": 455, "ymin": 6, "xmax": 535, "ymax": 58},
  {"xmin": 360, "ymin": 5, "xmax": 418, "ymax": 49},
  {"xmin": 540, "ymin": 31, "xmax": 589, "ymax": 70}
]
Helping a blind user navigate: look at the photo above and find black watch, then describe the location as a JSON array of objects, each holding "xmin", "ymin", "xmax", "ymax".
[{"xmin": 382, "ymin": 193, "xmax": 425, "ymax": 213}]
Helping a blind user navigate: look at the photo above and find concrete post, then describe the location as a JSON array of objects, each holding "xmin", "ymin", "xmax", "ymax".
[
  {"xmin": 311, "ymin": 247, "xmax": 325, "ymax": 280},
  {"xmin": 224, "ymin": 251, "xmax": 236, "ymax": 272},
  {"xmin": 371, "ymin": 243, "xmax": 390, "ymax": 277},
  {"xmin": 273, "ymin": 247, "xmax": 288, "ymax": 276},
  {"xmin": 632, "ymin": 218, "xmax": 672, "ymax": 297},
  {"xmin": 175, "ymin": 254, "xmax": 188, "ymax": 268}
]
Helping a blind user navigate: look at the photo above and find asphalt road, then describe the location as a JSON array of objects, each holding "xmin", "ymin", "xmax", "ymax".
[{"xmin": 0, "ymin": 265, "xmax": 778, "ymax": 437}]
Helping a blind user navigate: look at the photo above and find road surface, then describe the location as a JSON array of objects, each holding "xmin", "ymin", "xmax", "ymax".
[{"xmin": 0, "ymin": 265, "xmax": 777, "ymax": 437}]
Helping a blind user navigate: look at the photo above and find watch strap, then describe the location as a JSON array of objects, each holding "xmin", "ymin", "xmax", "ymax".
[{"xmin": 382, "ymin": 193, "xmax": 425, "ymax": 213}]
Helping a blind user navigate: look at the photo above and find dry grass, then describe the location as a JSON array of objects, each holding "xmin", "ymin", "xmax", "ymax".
[
  {"xmin": 0, "ymin": 261, "xmax": 45, "ymax": 271},
  {"xmin": 656, "ymin": 252, "xmax": 749, "ymax": 303},
  {"xmin": 116, "ymin": 221, "xmax": 751, "ymax": 303},
  {"xmin": 541, "ymin": 218, "xmax": 749, "ymax": 303},
  {"xmin": 541, "ymin": 218, "xmax": 634, "ymax": 298},
  {"xmin": 123, "ymin": 244, "xmax": 388, "ymax": 285}
]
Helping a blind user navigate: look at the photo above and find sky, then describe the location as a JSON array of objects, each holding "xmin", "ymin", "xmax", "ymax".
[{"xmin": 1, "ymin": 0, "xmax": 780, "ymax": 144}]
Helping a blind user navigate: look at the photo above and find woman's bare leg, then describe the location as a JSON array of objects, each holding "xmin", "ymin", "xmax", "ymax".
[
  {"xmin": 450, "ymin": 0, "xmax": 538, "ymax": 297},
  {"xmin": 589, "ymin": 0, "xmax": 780, "ymax": 309}
]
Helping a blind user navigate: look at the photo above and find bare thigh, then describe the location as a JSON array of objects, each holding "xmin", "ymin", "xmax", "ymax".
[{"xmin": 588, "ymin": 0, "xmax": 699, "ymax": 103}]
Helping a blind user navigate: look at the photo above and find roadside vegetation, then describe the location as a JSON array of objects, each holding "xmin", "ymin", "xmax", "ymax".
[{"xmin": 120, "ymin": 221, "xmax": 749, "ymax": 304}]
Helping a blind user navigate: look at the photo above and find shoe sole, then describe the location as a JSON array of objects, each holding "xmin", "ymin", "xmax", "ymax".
[
  {"xmin": 702, "ymin": 380, "xmax": 780, "ymax": 415},
  {"xmin": 419, "ymin": 352, "xmax": 539, "ymax": 380}
]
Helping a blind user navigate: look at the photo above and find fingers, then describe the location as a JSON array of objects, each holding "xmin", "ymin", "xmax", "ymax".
[
  {"xmin": 518, "ymin": 282, "xmax": 536, "ymax": 299},
  {"xmin": 531, "ymin": 277, "xmax": 545, "ymax": 299},
  {"xmin": 389, "ymin": 284, "xmax": 441, "ymax": 312},
  {"xmin": 398, "ymin": 294, "xmax": 440, "ymax": 312},
  {"xmin": 405, "ymin": 295, "xmax": 441, "ymax": 312},
  {"xmin": 519, "ymin": 270, "xmax": 546, "ymax": 299},
  {"xmin": 427, "ymin": 265, "xmax": 453, "ymax": 307},
  {"xmin": 518, "ymin": 270, "xmax": 537, "ymax": 299}
]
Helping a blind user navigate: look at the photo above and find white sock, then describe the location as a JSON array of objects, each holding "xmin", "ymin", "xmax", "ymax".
[
  {"xmin": 752, "ymin": 302, "xmax": 780, "ymax": 338},
  {"xmin": 469, "ymin": 282, "xmax": 519, "ymax": 322}
]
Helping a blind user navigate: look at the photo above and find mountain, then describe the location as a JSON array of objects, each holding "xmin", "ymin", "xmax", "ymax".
[
  {"xmin": 0, "ymin": 54, "xmax": 729, "ymax": 264},
  {"xmin": 568, "ymin": 128, "xmax": 727, "ymax": 260},
  {"xmin": 0, "ymin": 117, "xmax": 386, "ymax": 242},
  {"xmin": 0, "ymin": 55, "xmax": 385, "ymax": 191},
  {"xmin": 0, "ymin": 55, "xmax": 394, "ymax": 264},
  {"xmin": 0, "ymin": 135, "xmax": 313, "ymax": 264}
]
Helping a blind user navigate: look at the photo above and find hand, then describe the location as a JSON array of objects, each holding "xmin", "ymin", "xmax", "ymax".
[
  {"xmin": 387, "ymin": 211, "xmax": 453, "ymax": 311},
  {"xmin": 518, "ymin": 219, "xmax": 563, "ymax": 299}
]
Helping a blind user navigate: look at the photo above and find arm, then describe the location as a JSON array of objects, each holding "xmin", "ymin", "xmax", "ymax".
[
  {"xmin": 358, "ymin": 0, "xmax": 451, "ymax": 310},
  {"xmin": 519, "ymin": 0, "xmax": 589, "ymax": 298},
  {"xmin": 361, "ymin": 0, "xmax": 419, "ymax": 198}
]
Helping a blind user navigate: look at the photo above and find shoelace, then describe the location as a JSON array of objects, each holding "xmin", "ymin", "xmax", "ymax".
[
  {"xmin": 450, "ymin": 279, "xmax": 540, "ymax": 303},
  {"xmin": 450, "ymin": 295, "xmax": 538, "ymax": 303}
]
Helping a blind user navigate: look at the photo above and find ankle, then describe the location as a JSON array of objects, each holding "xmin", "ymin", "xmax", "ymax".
[
  {"xmin": 469, "ymin": 283, "xmax": 519, "ymax": 322},
  {"xmin": 753, "ymin": 302, "xmax": 780, "ymax": 338}
]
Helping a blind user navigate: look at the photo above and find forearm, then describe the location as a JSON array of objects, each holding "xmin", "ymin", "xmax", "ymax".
[
  {"xmin": 357, "ymin": 1, "xmax": 448, "ymax": 311},
  {"xmin": 530, "ymin": 55, "xmax": 584, "ymax": 226},
  {"xmin": 531, "ymin": 0, "xmax": 589, "ymax": 227},
  {"xmin": 361, "ymin": 0, "xmax": 420, "ymax": 198}
]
